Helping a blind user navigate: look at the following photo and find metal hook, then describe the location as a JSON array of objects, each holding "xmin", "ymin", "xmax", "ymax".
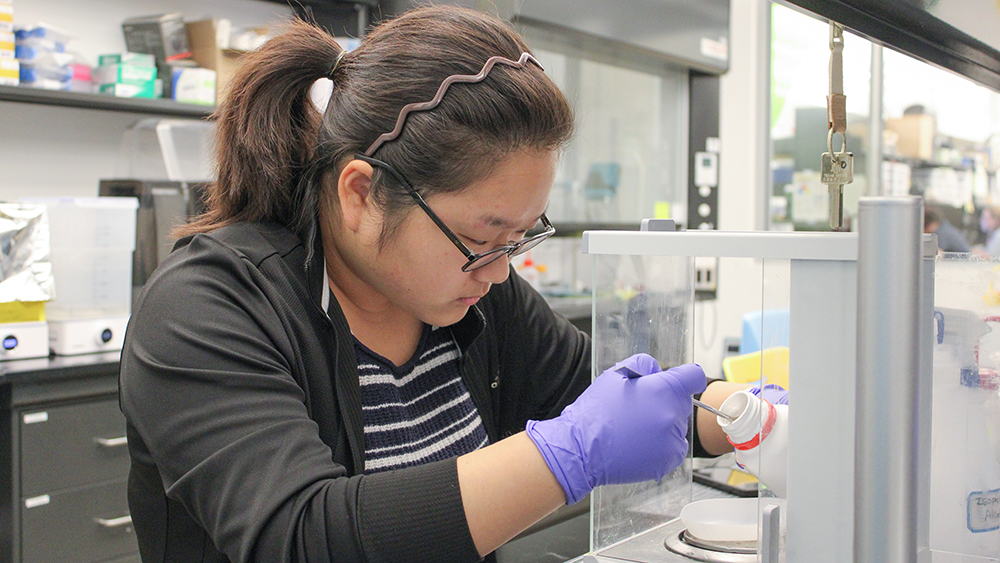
[
  {"xmin": 827, "ymin": 128, "xmax": 848, "ymax": 161},
  {"xmin": 829, "ymin": 21, "xmax": 844, "ymax": 51}
]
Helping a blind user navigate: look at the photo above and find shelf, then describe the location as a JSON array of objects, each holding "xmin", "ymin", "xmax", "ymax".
[
  {"xmin": 883, "ymin": 155, "xmax": 974, "ymax": 171},
  {"xmin": 0, "ymin": 84, "xmax": 214, "ymax": 118}
]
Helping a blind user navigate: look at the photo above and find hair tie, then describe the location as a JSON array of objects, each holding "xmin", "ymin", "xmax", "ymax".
[{"xmin": 328, "ymin": 50, "xmax": 347, "ymax": 81}]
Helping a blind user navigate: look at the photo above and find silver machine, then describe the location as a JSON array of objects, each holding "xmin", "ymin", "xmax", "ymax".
[
  {"xmin": 562, "ymin": 0, "xmax": 1000, "ymax": 558},
  {"xmin": 572, "ymin": 197, "xmax": 1000, "ymax": 562}
]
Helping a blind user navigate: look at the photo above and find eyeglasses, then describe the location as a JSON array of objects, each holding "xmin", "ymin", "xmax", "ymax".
[{"xmin": 354, "ymin": 154, "xmax": 555, "ymax": 272}]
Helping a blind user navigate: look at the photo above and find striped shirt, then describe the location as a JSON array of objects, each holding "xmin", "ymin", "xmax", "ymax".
[{"xmin": 355, "ymin": 324, "xmax": 489, "ymax": 473}]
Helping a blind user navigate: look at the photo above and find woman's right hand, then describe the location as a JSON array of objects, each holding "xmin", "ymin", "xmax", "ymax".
[{"xmin": 525, "ymin": 353, "xmax": 707, "ymax": 504}]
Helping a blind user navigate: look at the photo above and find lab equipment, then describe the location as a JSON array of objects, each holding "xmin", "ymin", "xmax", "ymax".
[
  {"xmin": 0, "ymin": 202, "xmax": 53, "ymax": 360},
  {"xmin": 577, "ymin": 202, "xmax": 934, "ymax": 562},
  {"xmin": 20, "ymin": 197, "xmax": 138, "ymax": 355}
]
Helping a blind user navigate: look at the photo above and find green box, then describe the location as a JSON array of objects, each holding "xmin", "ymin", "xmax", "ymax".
[
  {"xmin": 94, "ymin": 63, "xmax": 157, "ymax": 86},
  {"xmin": 99, "ymin": 81, "xmax": 157, "ymax": 99},
  {"xmin": 98, "ymin": 52, "xmax": 156, "ymax": 67}
]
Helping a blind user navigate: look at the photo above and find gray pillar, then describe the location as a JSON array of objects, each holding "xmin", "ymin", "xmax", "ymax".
[{"xmin": 854, "ymin": 196, "xmax": 923, "ymax": 562}]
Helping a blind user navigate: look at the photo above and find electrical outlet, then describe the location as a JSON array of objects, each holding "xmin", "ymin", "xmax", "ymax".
[{"xmin": 694, "ymin": 256, "xmax": 718, "ymax": 292}]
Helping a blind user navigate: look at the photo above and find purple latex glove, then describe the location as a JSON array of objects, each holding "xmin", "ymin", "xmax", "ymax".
[
  {"xmin": 749, "ymin": 383, "xmax": 789, "ymax": 405},
  {"xmin": 525, "ymin": 353, "xmax": 707, "ymax": 504}
]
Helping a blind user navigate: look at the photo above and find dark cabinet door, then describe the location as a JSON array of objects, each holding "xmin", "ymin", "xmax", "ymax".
[
  {"xmin": 19, "ymin": 399, "xmax": 130, "ymax": 497},
  {"xmin": 21, "ymin": 479, "xmax": 136, "ymax": 563}
]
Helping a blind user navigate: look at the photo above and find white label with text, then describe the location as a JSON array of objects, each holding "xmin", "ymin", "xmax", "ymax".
[{"xmin": 969, "ymin": 488, "xmax": 1000, "ymax": 533}]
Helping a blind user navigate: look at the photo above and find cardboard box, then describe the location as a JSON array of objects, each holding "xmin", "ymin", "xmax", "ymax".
[
  {"xmin": 885, "ymin": 114, "xmax": 936, "ymax": 161},
  {"xmin": 187, "ymin": 19, "xmax": 248, "ymax": 99},
  {"xmin": 122, "ymin": 13, "xmax": 191, "ymax": 66}
]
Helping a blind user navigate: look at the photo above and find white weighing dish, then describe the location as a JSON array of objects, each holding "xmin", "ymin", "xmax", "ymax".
[{"xmin": 679, "ymin": 498, "xmax": 760, "ymax": 542}]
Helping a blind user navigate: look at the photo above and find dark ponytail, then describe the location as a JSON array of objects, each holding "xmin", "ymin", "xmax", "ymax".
[{"xmin": 179, "ymin": 19, "xmax": 342, "ymax": 236}]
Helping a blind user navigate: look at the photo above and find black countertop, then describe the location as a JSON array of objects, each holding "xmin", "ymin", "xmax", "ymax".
[{"xmin": 0, "ymin": 351, "xmax": 121, "ymax": 385}]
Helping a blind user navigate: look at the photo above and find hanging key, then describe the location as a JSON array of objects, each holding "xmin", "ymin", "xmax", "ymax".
[
  {"xmin": 821, "ymin": 147, "xmax": 853, "ymax": 230},
  {"xmin": 823, "ymin": 23, "xmax": 851, "ymax": 230}
]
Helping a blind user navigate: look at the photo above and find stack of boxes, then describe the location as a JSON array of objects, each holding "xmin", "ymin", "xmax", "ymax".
[
  {"xmin": 2, "ymin": 10, "xmax": 219, "ymax": 103},
  {"xmin": 94, "ymin": 52, "xmax": 157, "ymax": 98},
  {"xmin": 120, "ymin": 13, "xmax": 216, "ymax": 104},
  {"xmin": 0, "ymin": 0, "xmax": 14, "ymax": 86},
  {"xmin": 15, "ymin": 24, "xmax": 74, "ymax": 90}
]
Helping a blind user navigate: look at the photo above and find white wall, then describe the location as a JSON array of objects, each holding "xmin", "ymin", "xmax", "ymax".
[
  {"xmin": 0, "ymin": 0, "xmax": 291, "ymax": 202},
  {"xmin": 691, "ymin": 0, "xmax": 773, "ymax": 379}
]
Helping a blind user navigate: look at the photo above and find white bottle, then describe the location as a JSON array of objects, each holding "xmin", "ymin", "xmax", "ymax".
[
  {"xmin": 717, "ymin": 389, "xmax": 789, "ymax": 498},
  {"xmin": 516, "ymin": 256, "xmax": 542, "ymax": 291}
]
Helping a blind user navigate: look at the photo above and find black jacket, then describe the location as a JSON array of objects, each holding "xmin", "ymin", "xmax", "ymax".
[{"xmin": 119, "ymin": 222, "xmax": 591, "ymax": 563}]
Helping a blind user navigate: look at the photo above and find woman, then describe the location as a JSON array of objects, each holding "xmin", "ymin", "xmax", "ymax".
[
  {"xmin": 979, "ymin": 205, "xmax": 1000, "ymax": 256},
  {"xmin": 119, "ymin": 6, "xmax": 753, "ymax": 562}
]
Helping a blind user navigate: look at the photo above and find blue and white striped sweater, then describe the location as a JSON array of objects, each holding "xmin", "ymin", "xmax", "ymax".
[{"xmin": 356, "ymin": 325, "xmax": 489, "ymax": 473}]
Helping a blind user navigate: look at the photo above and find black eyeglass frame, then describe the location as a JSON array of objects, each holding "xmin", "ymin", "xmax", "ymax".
[{"xmin": 354, "ymin": 154, "xmax": 556, "ymax": 272}]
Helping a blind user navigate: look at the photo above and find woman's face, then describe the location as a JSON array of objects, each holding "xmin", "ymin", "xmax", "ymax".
[{"xmin": 358, "ymin": 149, "xmax": 558, "ymax": 327}]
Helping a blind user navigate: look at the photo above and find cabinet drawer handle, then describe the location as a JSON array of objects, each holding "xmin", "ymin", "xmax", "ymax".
[
  {"xmin": 94, "ymin": 436, "xmax": 128, "ymax": 448},
  {"xmin": 94, "ymin": 515, "xmax": 132, "ymax": 528}
]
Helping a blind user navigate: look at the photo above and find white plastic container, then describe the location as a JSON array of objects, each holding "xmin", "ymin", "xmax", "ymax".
[
  {"xmin": 46, "ymin": 248, "xmax": 134, "ymax": 319},
  {"xmin": 717, "ymin": 389, "xmax": 789, "ymax": 498},
  {"xmin": 22, "ymin": 197, "xmax": 138, "ymax": 321},
  {"xmin": 930, "ymin": 308, "xmax": 1000, "ymax": 557},
  {"xmin": 679, "ymin": 497, "xmax": 759, "ymax": 542},
  {"xmin": 116, "ymin": 118, "xmax": 215, "ymax": 181}
]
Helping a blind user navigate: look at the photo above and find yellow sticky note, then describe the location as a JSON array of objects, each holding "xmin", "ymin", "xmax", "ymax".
[{"xmin": 654, "ymin": 201, "xmax": 671, "ymax": 219}]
